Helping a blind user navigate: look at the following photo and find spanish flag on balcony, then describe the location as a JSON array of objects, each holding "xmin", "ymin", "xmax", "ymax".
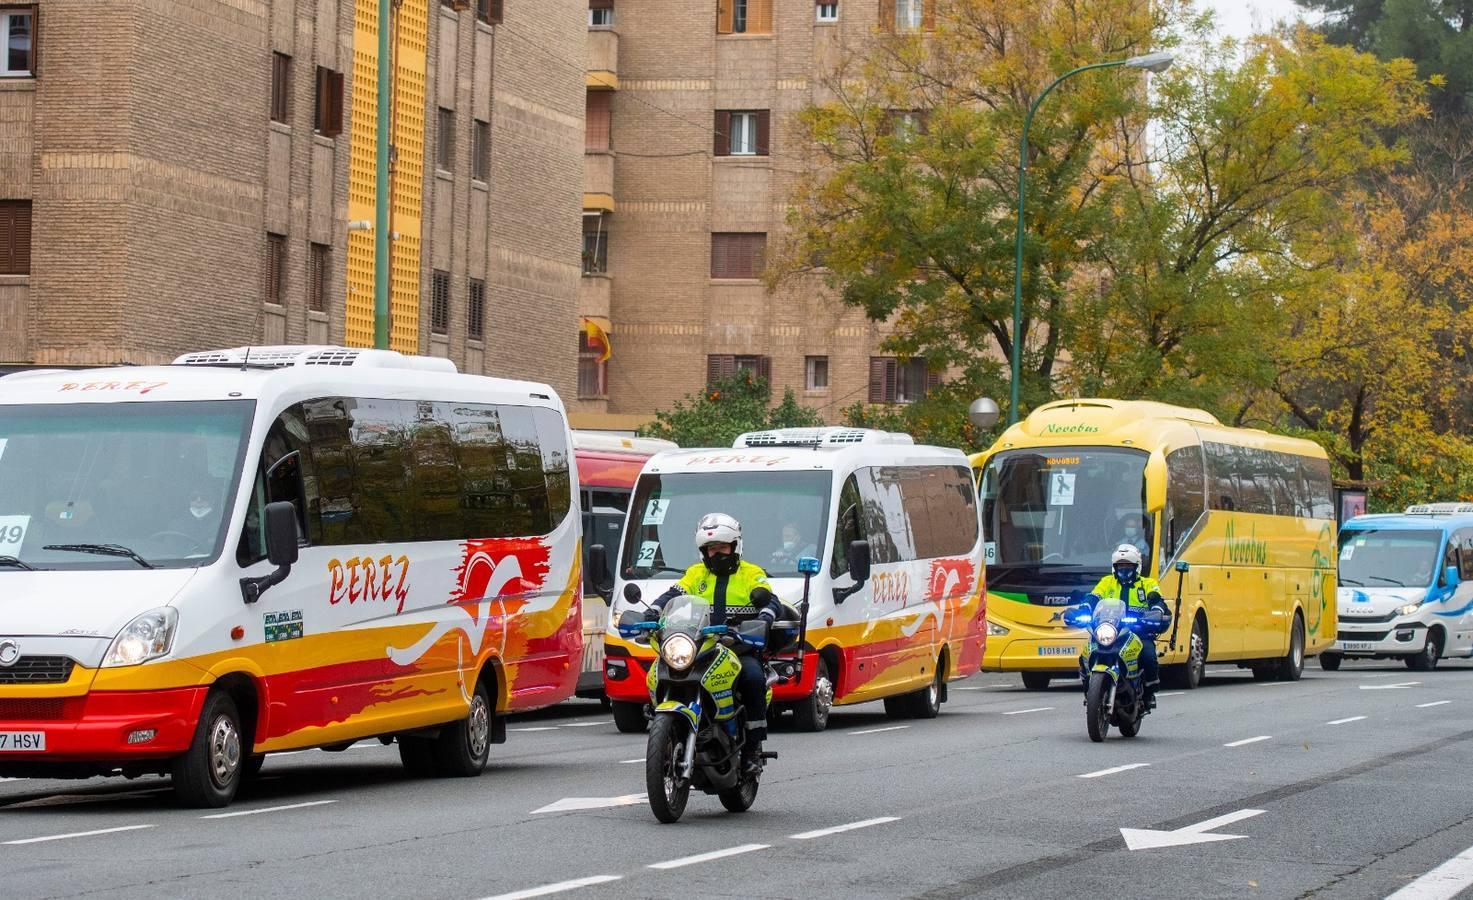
[{"xmin": 582, "ymin": 316, "xmax": 613, "ymax": 363}]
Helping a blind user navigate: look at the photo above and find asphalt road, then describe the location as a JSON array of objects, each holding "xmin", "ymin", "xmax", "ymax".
[{"xmin": 2, "ymin": 659, "xmax": 1472, "ymax": 900}]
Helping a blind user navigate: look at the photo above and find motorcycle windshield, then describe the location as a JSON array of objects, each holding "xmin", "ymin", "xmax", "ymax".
[
  {"xmin": 662, "ymin": 594, "xmax": 713, "ymax": 634},
  {"xmin": 1093, "ymin": 597, "xmax": 1127, "ymax": 628}
]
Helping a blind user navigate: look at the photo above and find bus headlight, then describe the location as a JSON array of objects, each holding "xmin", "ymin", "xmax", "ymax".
[
  {"xmin": 661, "ymin": 633, "xmax": 697, "ymax": 671},
  {"xmin": 103, "ymin": 608, "xmax": 179, "ymax": 668},
  {"xmin": 1397, "ymin": 602, "xmax": 1422, "ymax": 617},
  {"xmin": 987, "ymin": 622, "xmax": 1011, "ymax": 637},
  {"xmin": 1095, "ymin": 623, "xmax": 1119, "ymax": 647}
]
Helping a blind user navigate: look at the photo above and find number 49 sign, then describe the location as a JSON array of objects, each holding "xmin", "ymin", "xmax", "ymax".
[{"xmin": 0, "ymin": 515, "xmax": 29, "ymax": 557}]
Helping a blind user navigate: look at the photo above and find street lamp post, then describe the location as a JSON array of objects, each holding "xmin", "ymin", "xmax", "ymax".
[{"xmin": 1008, "ymin": 51, "xmax": 1174, "ymax": 425}]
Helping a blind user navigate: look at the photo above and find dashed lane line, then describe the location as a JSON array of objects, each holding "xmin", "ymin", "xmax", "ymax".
[
  {"xmin": 1385, "ymin": 842, "xmax": 1473, "ymax": 900},
  {"xmin": 1224, "ymin": 736, "xmax": 1273, "ymax": 747},
  {"xmin": 648, "ymin": 844, "xmax": 770, "ymax": 870},
  {"xmin": 791, "ymin": 817, "xmax": 901, "ymax": 840},
  {"xmin": 199, "ymin": 800, "xmax": 338, "ymax": 820},
  {"xmin": 618, "ymin": 758, "xmax": 643, "ymax": 764},
  {"xmin": 509, "ymin": 727, "xmax": 560, "ymax": 732},
  {"xmin": 1002, "ymin": 707, "xmax": 1054, "ymax": 716},
  {"xmin": 1417, "ymin": 701, "xmax": 1452, "ymax": 709},
  {"xmin": 477, "ymin": 875, "xmax": 623, "ymax": 900},
  {"xmin": 1077, "ymin": 763, "xmax": 1151, "ymax": 779},
  {"xmin": 1328, "ymin": 716, "xmax": 1368, "ymax": 725},
  {"xmin": 4, "ymin": 825, "xmax": 157, "ymax": 846},
  {"xmin": 848, "ymin": 725, "xmax": 910, "ymax": 736}
]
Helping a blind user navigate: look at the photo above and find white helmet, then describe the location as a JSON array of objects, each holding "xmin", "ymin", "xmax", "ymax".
[
  {"xmin": 1111, "ymin": 544, "xmax": 1142, "ymax": 568},
  {"xmin": 694, "ymin": 513, "xmax": 742, "ymax": 552}
]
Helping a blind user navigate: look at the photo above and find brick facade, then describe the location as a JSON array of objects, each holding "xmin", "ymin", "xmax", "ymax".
[
  {"xmin": 575, "ymin": 1, "xmax": 901, "ymax": 426},
  {"xmin": 0, "ymin": 0, "xmax": 581, "ymax": 400}
]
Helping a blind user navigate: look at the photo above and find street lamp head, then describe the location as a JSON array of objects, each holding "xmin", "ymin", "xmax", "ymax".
[
  {"xmin": 1124, "ymin": 51, "xmax": 1174, "ymax": 73},
  {"xmin": 968, "ymin": 397, "xmax": 1001, "ymax": 432}
]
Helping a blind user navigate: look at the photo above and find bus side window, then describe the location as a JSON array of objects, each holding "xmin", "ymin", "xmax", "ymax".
[
  {"xmin": 1164, "ymin": 446, "xmax": 1205, "ymax": 564},
  {"xmin": 237, "ymin": 413, "xmax": 311, "ymax": 566},
  {"xmin": 831, "ymin": 474, "xmax": 863, "ymax": 576},
  {"xmin": 1460, "ymin": 531, "xmax": 1473, "ymax": 581}
]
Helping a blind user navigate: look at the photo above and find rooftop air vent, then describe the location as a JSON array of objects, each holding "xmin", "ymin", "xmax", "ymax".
[
  {"xmin": 732, "ymin": 427, "xmax": 914, "ymax": 449},
  {"xmin": 172, "ymin": 346, "xmax": 458, "ymax": 374},
  {"xmin": 1405, "ymin": 503, "xmax": 1473, "ymax": 516}
]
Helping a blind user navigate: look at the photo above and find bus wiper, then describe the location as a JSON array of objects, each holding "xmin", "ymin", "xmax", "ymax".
[
  {"xmin": 639, "ymin": 566, "xmax": 687, "ymax": 576},
  {"xmin": 1365, "ymin": 575, "xmax": 1402, "ymax": 586},
  {"xmin": 0, "ymin": 555, "xmax": 36, "ymax": 571},
  {"xmin": 43, "ymin": 543, "xmax": 156, "ymax": 569},
  {"xmin": 1339, "ymin": 578, "xmax": 1363, "ymax": 586}
]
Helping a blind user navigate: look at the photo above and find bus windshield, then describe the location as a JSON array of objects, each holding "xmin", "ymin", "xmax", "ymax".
[
  {"xmin": 620, "ymin": 470, "xmax": 831, "ymax": 579},
  {"xmin": 1338, "ymin": 529, "xmax": 1442, "ymax": 589},
  {"xmin": 980, "ymin": 447, "xmax": 1150, "ymax": 573},
  {"xmin": 0, "ymin": 401, "xmax": 254, "ymax": 570}
]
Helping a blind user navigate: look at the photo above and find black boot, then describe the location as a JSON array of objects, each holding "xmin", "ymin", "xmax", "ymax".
[
  {"xmin": 741, "ymin": 743, "xmax": 764, "ymax": 777},
  {"xmin": 1144, "ymin": 682, "xmax": 1158, "ymax": 710}
]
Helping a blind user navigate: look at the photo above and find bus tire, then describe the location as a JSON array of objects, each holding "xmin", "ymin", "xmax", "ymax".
[
  {"xmin": 398, "ymin": 736, "xmax": 436, "ymax": 777},
  {"xmin": 1408, "ymin": 629, "xmax": 1442, "ymax": 671},
  {"xmin": 432, "ymin": 679, "xmax": 493, "ymax": 777},
  {"xmin": 1021, "ymin": 673, "xmax": 1051, "ymax": 691},
  {"xmin": 791, "ymin": 657, "xmax": 834, "ymax": 732},
  {"xmin": 242, "ymin": 753, "xmax": 265, "ymax": 779},
  {"xmin": 170, "ymin": 690, "xmax": 244, "ymax": 809},
  {"xmin": 612, "ymin": 701, "xmax": 648, "ymax": 734},
  {"xmin": 1275, "ymin": 613, "xmax": 1305, "ymax": 681},
  {"xmin": 1319, "ymin": 652, "xmax": 1342, "ymax": 672},
  {"xmin": 1165, "ymin": 615, "xmax": 1208, "ymax": 689},
  {"xmin": 896, "ymin": 665, "xmax": 943, "ymax": 720}
]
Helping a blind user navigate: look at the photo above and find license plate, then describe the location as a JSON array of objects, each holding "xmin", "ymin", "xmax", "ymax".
[
  {"xmin": 1037, "ymin": 646, "xmax": 1076, "ymax": 656},
  {"xmin": 1340, "ymin": 642, "xmax": 1374, "ymax": 652},
  {"xmin": 0, "ymin": 731, "xmax": 45, "ymax": 751}
]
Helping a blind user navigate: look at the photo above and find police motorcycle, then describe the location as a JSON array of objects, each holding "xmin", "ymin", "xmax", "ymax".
[
  {"xmin": 1062, "ymin": 561, "xmax": 1186, "ymax": 743},
  {"xmin": 617, "ymin": 557, "xmax": 817, "ymax": 824}
]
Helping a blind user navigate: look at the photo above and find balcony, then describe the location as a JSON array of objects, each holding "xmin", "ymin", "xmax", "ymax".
[
  {"xmin": 587, "ymin": 28, "xmax": 619, "ymax": 90},
  {"xmin": 579, "ymin": 274, "xmax": 612, "ymax": 320},
  {"xmin": 583, "ymin": 151, "xmax": 614, "ymax": 213}
]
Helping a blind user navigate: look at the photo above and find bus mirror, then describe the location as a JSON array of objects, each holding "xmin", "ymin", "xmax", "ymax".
[
  {"xmin": 1144, "ymin": 454, "xmax": 1167, "ymax": 511},
  {"xmin": 848, "ymin": 540, "xmax": 871, "ymax": 585},
  {"xmin": 1175, "ymin": 561, "xmax": 1190, "ymax": 574},
  {"xmin": 623, "ymin": 582, "xmax": 644, "ymax": 605},
  {"xmin": 588, "ymin": 544, "xmax": 613, "ymax": 602},
  {"xmin": 1446, "ymin": 566, "xmax": 1461, "ymax": 589},
  {"xmin": 264, "ymin": 501, "xmax": 299, "ymax": 567}
]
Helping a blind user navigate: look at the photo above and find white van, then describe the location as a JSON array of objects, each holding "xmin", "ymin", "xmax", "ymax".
[
  {"xmin": 0, "ymin": 346, "xmax": 584, "ymax": 806},
  {"xmin": 595, "ymin": 427, "xmax": 988, "ymax": 733}
]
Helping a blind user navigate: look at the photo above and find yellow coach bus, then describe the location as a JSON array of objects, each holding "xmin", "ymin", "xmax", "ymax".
[{"xmin": 971, "ymin": 399, "xmax": 1336, "ymax": 690}]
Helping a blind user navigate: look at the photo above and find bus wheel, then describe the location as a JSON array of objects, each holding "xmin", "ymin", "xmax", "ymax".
[
  {"xmin": 1166, "ymin": 616, "xmax": 1208, "ymax": 689},
  {"xmin": 791, "ymin": 657, "xmax": 833, "ymax": 732},
  {"xmin": 611, "ymin": 701, "xmax": 648, "ymax": 734},
  {"xmin": 242, "ymin": 753, "xmax": 265, "ymax": 779},
  {"xmin": 1319, "ymin": 652, "xmax": 1342, "ymax": 672},
  {"xmin": 398, "ymin": 736, "xmax": 436, "ymax": 777},
  {"xmin": 171, "ymin": 690, "xmax": 244, "ymax": 809},
  {"xmin": 1021, "ymin": 673, "xmax": 1051, "ymax": 691},
  {"xmin": 1408, "ymin": 630, "xmax": 1442, "ymax": 671},
  {"xmin": 887, "ymin": 665, "xmax": 943, "ymax": 720},
  {"xmin": 1275, "ymin": 614, "xmax": 1305, "ymax": 681},
  {"xmin": 431, "ymin": 679, "xmax": 493, "ymax": 777}
]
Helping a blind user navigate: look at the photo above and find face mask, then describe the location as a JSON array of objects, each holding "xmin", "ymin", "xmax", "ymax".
[
  {"xmin": 1114, "ymin": 566, "xmax": 1136, "ymax": 583},
  {"xmin": 782, "ymin": 541, "xmax": 796, "ymax": 552},
  {"xmin": 705, "ymin": 552, "xmax": 740, "ymax": 577},
  {"xmin": 190, "ymin": 503, "xmax": 212, "ymax": 519},
  {"xmin": 1124, "ymin": 527, "xmax": 1140, "ymax": 537}
]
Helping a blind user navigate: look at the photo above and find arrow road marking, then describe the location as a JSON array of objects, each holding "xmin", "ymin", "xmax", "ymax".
[
  {"xmin": 531, "ymin": 794, "xmax": 646, "ymax": 814},
  {"xmin": 1120, "ymin": 809, "xmax": 1265, "ymax": 851},
  {"xmin": 1361, "ymin": 682, "xmax": 1421, "ymax": 690}
]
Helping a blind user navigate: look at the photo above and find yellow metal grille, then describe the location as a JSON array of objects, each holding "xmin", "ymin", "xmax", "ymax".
[{"xmin": 345, "ymin": 0, "xmax": 426, "ymax": 352}]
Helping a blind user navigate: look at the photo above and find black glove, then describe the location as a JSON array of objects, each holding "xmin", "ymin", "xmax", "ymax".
[{"xmin": 642, "ymin": 607, "xmax": 661, "ymax": 623}]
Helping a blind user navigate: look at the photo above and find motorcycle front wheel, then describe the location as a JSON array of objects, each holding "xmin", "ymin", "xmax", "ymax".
[
  {"xmin": 1086, "ymin": 673, "xmax": 1111, "ymax": 743},
  {"xmin": 646, "ymin": 716, "xmax": 691, "ymax": 824}
]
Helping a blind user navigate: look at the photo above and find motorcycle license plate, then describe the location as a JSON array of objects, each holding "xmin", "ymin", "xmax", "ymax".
[
  {"xmin": 1340, "ymin": 642, "xmax": 1374, "ymax": 652},
  {"xmin": 0, "ymin": 731, "xmax": 45, "ymax": 751}
]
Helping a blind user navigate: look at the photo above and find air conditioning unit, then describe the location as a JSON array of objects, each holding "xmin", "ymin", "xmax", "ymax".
[{"xmin": 732, "ymin": 427, "xmax": 914, "ymax": 449}]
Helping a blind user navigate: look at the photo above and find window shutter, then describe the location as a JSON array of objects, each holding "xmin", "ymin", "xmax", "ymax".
[
  {"xmin": 0, "ymin": 202, "xmax": 30, "ymax": 276},
  {"xmin": 750, "ymin": 0, "xmax": 773, "ymax": 33},
  {"xmin": 921, "ymin": 0, "xmax": 935, "ymax": 30},
  {"xmin": 589, "ymin": 0, "xmax": 614, "ymax": 8},
  {"xmin": 328, "ymin": 70, "xmax": 344, "ymax": 136},
  {"xmin": 707, "ymin": 355, "xmax": 736, "ymax": 387},
  {"xmin": 925, "ymin": 365, "xmax": 942, "ymax": 395},
  {"xmin": 755, "ymin": 110, "xmax": 770, "ymax": 156},
  {"xmin": 757, "ymin": 356, "xmax": 772, "ymax": 385},
  {"xmin": 868, "ymin": 358, "xmax": 887, "ymax": 403},
  {"xmin": 711, "ymin": 233, "xmax": 727, "ymax": 277},
  {"xmin": 0, "ymin": 207, "xmax": 10, "ymax": 275},
  {"xmin": 717, "ymin": 0, "xmax": 734, "ymax": 33},
  {"xmin": 747, "ymin": 233, "xmax": 766, "ymax": 277},
  {"xmin": 587, "ymin": 91, "xmax": 612, "ymax": 151},
  {"xmin": 713, "ymin": 110, "xmax": 731, "ymax": 157},
  {"xmin": 488, "ymin": 0, "xmax": 503, "ymax": 23},
  {"xmin": 878, "ymin": 0, "xmax": 895, "ymax": 31}
]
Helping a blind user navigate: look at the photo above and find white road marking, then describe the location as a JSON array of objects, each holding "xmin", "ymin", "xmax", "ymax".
[
  {"xmin": 4, "ymin": 789, "xmax": 167, "ymax": 809},
  {"xmin": 200, "ymin": 800, "xmax": 338, "ymax": 819},
  {"xmin": 1256, "ymin": 681, "xmax": 1295, "ymax": 687},
  {"xmin": 1417, "ymin": 701, "xmax": 1452, "ymax": 709},
  {"xmin": 648, "ymin": 844, "xmax": 770, "ymax": 870},
  {"xmin": 1327, "ymin": 716, "xmax": 1368, "ymax": 725},
  {"xmin": 559, "ymin": 722, "xmax": 605, "ymax": 728},
  {"xmin": 477, "ymin": 875, "xmax": 623, "ymax": 900},
  {"xmin": 1121, "ymin": 809, "xmax": 1264, "ymax": 851},
  {"xmin": 1002, "ymin": 707, "xmax": 1054, "ymax": 715},
  {"xmin": 618, "ymin": 758, "xmax": 643, "ymax": 764},
  {"xmin": 510, "ymin": 727, "xmax": 559, "ymax": 732},
  {"xmin": 791, "ymin": 817, "xmax": 901, "ymax": 840},
  {"xmin": 1224, "ymin": 735, "xmax": 1272, "ymax": 747},
  {"xmin": 955, "ymin": 685, "xmax": 1014, "ymax": 690},
  {"xmin": 848, "ymin": 725, "xmax": 910, "ymax": 735},
  {"xmin": 1385, "ymin": 843, "xmax": 1473, "ymax": 900},
  {"xmin": 0, "ymin": 777, "xmax": 21, "ymax": 782},
  {"xmin": 1078, "ymin": 763, "xmax": 1152, "ymax": 779},
  {"xmin": 532, "ymin": 794, "xmax": 646, "ymax": 814},
  {"xmin": 4, "ymin": 824, "xmax": 157, "ymax": 845},
  {"xmin": 1361, "ymin": 682, "xmax": 1421, "ymax": 691},
  {"xmin": 1157, "ymin": 692, "xmax": 1184, "ymax": 698}
]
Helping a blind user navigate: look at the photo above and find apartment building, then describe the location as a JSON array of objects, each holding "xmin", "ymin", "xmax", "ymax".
[
  {"xmin": 0, "ymin": 0, "xmax": 583, "ymax": 398},
  {"xmin": 573, "ymin": 0, "xmax": 942, "ymax": 429}
]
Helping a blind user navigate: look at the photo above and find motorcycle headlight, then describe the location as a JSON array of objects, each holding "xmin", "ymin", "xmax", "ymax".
[
  {"xmin": 661, "ymin": 633, "xmax": 697, "ymax": 671},
  {"xmin": 1095, "ymin": 622, "xmax": 1118, "ymax": 647},
  {"xmin": 104, "ymin": 607, "xmax": 179, "ymax": 668},
  {"xmin": 987, "ymin": 622, "xmax": 1011, "ymax": 637},
  {"xmin": 1397, "ymin": 602, "xmax": 1422, "ymax": 617}
]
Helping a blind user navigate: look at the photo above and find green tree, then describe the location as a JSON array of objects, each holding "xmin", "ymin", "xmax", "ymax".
[
  {"xmin": 638, "ymin": 373, "xmax": 823, "ymax": 448},
  {"xmin": 1299, "ymin": 0, "xmax": 1473, "ymax": 113}
]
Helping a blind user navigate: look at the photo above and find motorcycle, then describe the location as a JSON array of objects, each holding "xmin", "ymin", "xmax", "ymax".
[
  {"xmin": 617, "ymin": 559, "xmax": 814, "ymax": 824},
  {"xmin": 1063, "ymin": 597, "xmax": 1167, "ymax": 742}
]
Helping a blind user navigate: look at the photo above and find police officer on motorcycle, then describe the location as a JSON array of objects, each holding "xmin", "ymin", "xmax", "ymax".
[
  {"xmin": 646, "ymin": 513, "xmax": 781, "ymax": 776},
  {"xmin": 1086, "ymin": 544, "xmax": 1171, "ymax": 708}
]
